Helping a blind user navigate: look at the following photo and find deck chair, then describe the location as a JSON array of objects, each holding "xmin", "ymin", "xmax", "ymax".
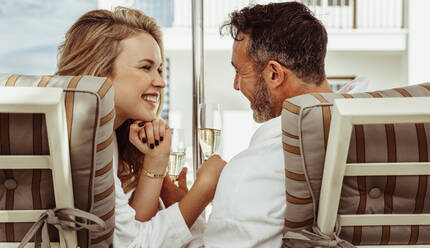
[
  {"xmin": 0, "ymin": 87, "xmax": 77, "ymax": 248},
  {"xmin": 0, "ymin": 73, "xmax": 116, "ymax": 248},
  {"xmin": 281, "ymin": 83, "xmax": 430, "ymax": 247}
]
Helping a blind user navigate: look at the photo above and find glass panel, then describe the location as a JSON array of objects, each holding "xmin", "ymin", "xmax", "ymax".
[{"xmin": 0, "ymin": 0, "xmax": 96, "ymax": 74}]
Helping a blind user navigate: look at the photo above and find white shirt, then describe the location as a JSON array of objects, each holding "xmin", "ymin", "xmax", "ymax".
[
  {"xmin": 204, "ymin": 116, "xmax": 286, "ymax": 248},
  {"xmin": 113, "ymin": 136, "xmax": 204, "ymax": 248}
]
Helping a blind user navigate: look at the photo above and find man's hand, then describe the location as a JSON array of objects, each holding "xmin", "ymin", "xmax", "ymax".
[{"xmin": 160, "ymin": 167, "xmax": 189, "ymax": 207}]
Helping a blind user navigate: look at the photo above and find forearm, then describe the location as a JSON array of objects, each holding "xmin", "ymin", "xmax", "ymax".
[
  {"xmin": 178, "ymin": 183, "xmax": 210, "ymax": 228},
  {"xmin": 130, "ymin": 174, "xmax": 163, "ymax": 221},
  {"xmin": 130, "ymin": 156, "xmax": 168, "ymax": 221}
]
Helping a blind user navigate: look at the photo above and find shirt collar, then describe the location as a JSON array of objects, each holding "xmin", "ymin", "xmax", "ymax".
[{"xmin": 249, "ymin": 116, "xmax": 282, "ymax": 145}]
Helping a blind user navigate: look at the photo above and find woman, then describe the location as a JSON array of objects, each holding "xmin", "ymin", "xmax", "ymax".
[{"xmin": 56, "ymin": 7, "xmax": 226, "ymax": 247}]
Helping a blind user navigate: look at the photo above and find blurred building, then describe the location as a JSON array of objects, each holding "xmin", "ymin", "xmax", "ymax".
[{"xmin": 1, "ymin": 0, "xmax": 430, "ymax": 162}]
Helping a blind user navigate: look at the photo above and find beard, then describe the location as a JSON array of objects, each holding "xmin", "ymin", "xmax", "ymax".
[{"xmin": 250, "ymin": 75, "xmax": 276, "ymax": 123}]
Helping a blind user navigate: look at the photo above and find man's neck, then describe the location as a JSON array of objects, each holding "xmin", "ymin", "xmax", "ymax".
[
  {"xmin": 274, "ymin": 78, "xmax": 333, "ymax": 117},
  {"xmin": 300, "ymin": 79, "xmax": 333, "ymax": 95}
]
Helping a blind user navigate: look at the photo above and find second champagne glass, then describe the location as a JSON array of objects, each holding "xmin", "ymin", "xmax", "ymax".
[
  {"xmin": 198, "ymin": 103, "xmax": 222, "ymax": 160},
  {"xmin": 168, "ymin": 128, "xmax": 186, "ymax": 180}
]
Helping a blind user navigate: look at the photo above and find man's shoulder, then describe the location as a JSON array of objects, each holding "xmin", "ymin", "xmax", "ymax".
[
  {"xmin": 218, "ymin": 137, "xmax": 285, "ymax": 187},
  {"xmin": 231, "ymin": 133, "xmax": 283, "ymax": 165}
]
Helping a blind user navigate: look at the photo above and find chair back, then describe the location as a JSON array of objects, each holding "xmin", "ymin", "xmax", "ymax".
[
  {"xmin": 282, "ymin": 83, "xmax": 430, "ymax": 245},
  {"xmin": 0, "ymin": 73, "xmax": 116, "ymax": 248}
]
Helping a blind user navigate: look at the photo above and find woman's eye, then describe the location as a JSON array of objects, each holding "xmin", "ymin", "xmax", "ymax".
[{"xmin": 140, "ymin": 66, "xmax": 151, "ymax": 70}]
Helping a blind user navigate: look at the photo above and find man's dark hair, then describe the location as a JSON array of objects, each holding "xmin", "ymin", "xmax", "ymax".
[{"xmin": 221, "ymin": 2, "xmax": 327, "ymax": 85}]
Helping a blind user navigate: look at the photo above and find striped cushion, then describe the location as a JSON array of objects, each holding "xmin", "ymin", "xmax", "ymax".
[
  {"xmin": 0, "ymin": 73, "xmax": 115, "ymax": 248},
  {"xmin": 282, "ymin": 83, "xmax": 430, "ymax": 245}
]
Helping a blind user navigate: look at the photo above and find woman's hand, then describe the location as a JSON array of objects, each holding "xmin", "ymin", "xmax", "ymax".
[
  {"xmin": 160, "ymin": 168, "xmax": 188, "ymax": 207},
  {"xmin": 127, "ymin": 118, "xmax": 171, "ymax": 221},
  {"xmin": 129, "ymin": 119, "xmax": 171, "ymax": 174},
  {"xmin": 194, "ymin": 155, "xmax": 227, "ymax": 204}
]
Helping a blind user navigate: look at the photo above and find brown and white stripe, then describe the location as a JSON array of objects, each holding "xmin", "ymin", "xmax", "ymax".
[
  {"xmin": 367, "ymin": 91, "xmax": 398, "ymax": 245},
  {"xmin": 391, "ymin": 88, "xmax": 430, "ymax": 245},
  {"xmin": 30, "ymin": 76, "xmax": 51, "ymax": 211},
  {"xmin": 0, "ymin": 73, "xmax": 116, "ymax": 247},
  {"xmin": 0, "ymin": 113, "xmax": 14, "ymax": 241},
  {"xmin": 311, "ymin": 93, "xmax": 331, "ymax": 150},
  {"xmin": 91, "ymin": 227, "xmax": 114, "ymax": 245},
  {"xmin": 282, "ymin": 83, "xmax": 430, "ymax": 246},
  {"xmin": 342, "ymin": 93, "xmax": 368, "ymax": 245},
  {"xmin": 5, "ymin": 74, "xmax": 19, "ymax": 86},
  {"xmin": 32, "ymin": 114, "xmax": 43, "ymax": 210},
  {"xmin": 65, "ymin": 76, "xmax": 83, "ymax": 144}
]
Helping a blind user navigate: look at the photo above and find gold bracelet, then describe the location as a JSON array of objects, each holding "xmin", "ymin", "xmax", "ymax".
[{"xmin": 141, "ymin": 168, "xmax": 167, "ymax": 179}]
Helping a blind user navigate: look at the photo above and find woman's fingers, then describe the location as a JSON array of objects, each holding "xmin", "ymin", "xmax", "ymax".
[
  {"xmin": 138, "ymin": 122, "xmax": 147, "ymax": 144},
  {"xmin": 144, "ymin": 122, "xmax": 155, "ymax": 149},
  {"xmin": 158, "ymin": 119, "xmax": 166, "ymax": 143},
  {"xmin": 152, "ymin": 119, "xmax": 160, "ymax": 146},
  {"xmin": 129, "ymin": 121, "xmax": 146, "ymax": 152},
  {"xmin": 128, "ymin": 118, "xmax": 170, "ymax": 155}
]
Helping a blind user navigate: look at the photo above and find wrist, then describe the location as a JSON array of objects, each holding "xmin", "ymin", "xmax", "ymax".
[
  {"xmin": 143, "ymin": 156, "xmax": 169, "ymax": 174},
  {"xmin": 141, "ymin": 168, "xmax": 167, "ymax": 179}
]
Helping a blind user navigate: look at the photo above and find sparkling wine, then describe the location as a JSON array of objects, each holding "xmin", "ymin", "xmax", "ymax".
[
  {"xmin": 168, "ymin": 152, "xmax": 186, "ymax": 179},
  {"xmin": 198, "ymin": 128, "xmax": 221, "ymax": 159}
]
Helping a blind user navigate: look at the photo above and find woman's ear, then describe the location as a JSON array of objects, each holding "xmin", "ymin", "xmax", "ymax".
[{"xmin": 262, "ymin": 60, "xmax": 287, "ymax": 89}]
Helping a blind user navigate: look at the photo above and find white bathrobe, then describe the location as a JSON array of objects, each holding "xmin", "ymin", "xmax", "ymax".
[{"xmin": 204, "ymin": 116, "xmax": 286, "ymax": 248}]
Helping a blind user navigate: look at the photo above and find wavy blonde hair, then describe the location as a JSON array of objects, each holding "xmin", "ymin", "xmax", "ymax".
[{"xmin": 57, "ymin": 7, "xmax": 165, "ymax": 192}]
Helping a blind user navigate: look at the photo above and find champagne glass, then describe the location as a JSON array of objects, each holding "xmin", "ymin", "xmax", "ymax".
[
  {"xmin": 168, "ymin": 128, "xmax": 186, "ymax": 180},
  {"xmin": 199, "ymin": 103, "xmax": 222, "ymax": 160}
]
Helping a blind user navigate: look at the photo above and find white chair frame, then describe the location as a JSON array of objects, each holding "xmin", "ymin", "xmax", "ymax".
[
  {"xmin": 317, "ymin": 97, "xmax": 430, "ymax": 247},
  {"xmin": 0, "ymin": 87, "xmax": 77, "ymax": 248}
]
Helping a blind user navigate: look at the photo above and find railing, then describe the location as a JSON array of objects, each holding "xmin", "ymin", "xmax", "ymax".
[
  {"xmin": 299, "ymin": 0, "xmax": 406, "ymax": 29},
  {"xmin": 137, "ymin": 0, "xmax": 406, "ymax": 30}
]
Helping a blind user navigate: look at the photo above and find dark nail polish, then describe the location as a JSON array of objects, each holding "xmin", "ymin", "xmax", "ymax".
[
  {"xmin": 160, "ymin": 136, "xmax": 164, "ymax": 141},
  {"xmin": 138, "ymin": 122, "xmax": 145, "ymax": 127},
  {"xmin": 155, "ymin": 140, "xmax": 159, "ymax": 146},
  {"xmin": 142, "ymin": 138, "xmax": 147, "ymax": 143},
  {"xmin": 150, "ymin": 143, "xmax": 154, "ymax": 149}
]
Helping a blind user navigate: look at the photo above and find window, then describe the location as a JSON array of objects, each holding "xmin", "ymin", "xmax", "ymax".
[{"xmin": 134, "ymin": 0, "xmax": 174, "ymax": 27}]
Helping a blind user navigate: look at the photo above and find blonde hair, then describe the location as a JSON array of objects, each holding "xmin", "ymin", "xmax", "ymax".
[{"xmin": 57, "ymin": 7, "xmax": 165, "ymax": 192}]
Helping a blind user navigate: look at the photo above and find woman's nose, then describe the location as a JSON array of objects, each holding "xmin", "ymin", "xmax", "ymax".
[{"xmin": 153, "ymin": 74, "xmax": 166, "ymax": 88}]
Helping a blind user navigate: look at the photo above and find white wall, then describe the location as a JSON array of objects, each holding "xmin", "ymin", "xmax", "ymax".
[
  {"xmin": 407, "ymin": 0, "xmax": 430, "ymax": 85},
  {"xmin": 325, "ymin": 51, "xmax": 408, "ymax": 91}
]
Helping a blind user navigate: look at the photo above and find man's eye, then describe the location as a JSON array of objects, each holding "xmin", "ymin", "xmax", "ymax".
[{"xmin": 140, "ymin": 66, "xmax": 151, "ymax": 70}]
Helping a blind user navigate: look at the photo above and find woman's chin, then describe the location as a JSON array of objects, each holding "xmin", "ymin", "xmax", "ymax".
[{"xmin": 135, "ymin": 112, "xmax": 156, "ymax": 122}]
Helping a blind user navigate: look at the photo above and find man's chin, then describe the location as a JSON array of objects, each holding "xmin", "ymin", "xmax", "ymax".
[{"xmin": 252, "ymin": 111, "xmax": 272, "ymax": 123}]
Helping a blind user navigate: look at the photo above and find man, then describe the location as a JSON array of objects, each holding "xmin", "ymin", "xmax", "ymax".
[{"xmin": 204, "ymin": 2, "xmax": 333, "ymax": 247}]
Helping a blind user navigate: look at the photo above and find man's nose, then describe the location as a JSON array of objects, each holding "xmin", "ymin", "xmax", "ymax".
[{"xmin": 234, "ymin": 77, "xmax": 240, "ymax": 91}]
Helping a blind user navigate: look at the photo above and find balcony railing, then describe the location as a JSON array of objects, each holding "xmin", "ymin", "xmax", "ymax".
[
  {"xmin": 299, "ymin": 0, "xmax": 406, "ymax": 29},
  {"xmin": 135, "ymin": 0, "xmax": 406, "ymax": 30}
]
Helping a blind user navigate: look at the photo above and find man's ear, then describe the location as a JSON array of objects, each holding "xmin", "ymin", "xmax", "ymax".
[{"xmin": 262, "ymin": 60, "xmax": 287, "ymax": 89}]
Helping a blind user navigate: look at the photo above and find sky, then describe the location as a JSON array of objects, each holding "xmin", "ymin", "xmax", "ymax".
[{"xmin": 0, "ymin": 0, "xmax": 97, "ymax": 74}]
